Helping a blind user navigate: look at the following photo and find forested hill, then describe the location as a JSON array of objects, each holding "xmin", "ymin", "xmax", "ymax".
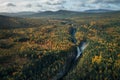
[
  {"xmin": 0, "ymin": 15, "xmax": 47, "ymax": 29},
  {"xmin": 24, "ymin": 10, "xmax": 120, "ymax": 18},
  {"xmin": 0, "ymin": 10, "xmax": 120, "ymax": 18}
]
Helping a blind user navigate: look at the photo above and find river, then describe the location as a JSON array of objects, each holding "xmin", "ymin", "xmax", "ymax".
[{"xmin": 52, "ymin": 25, "xmax": 88, "ymax": 80}]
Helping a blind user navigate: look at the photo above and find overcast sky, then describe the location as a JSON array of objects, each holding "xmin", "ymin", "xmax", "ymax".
[{"xmin": 0, "ymin": 0, "xmax": 120, "ymax": 12}]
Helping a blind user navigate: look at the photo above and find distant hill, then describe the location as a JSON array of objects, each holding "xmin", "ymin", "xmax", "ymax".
[
  {"xmin": 25, "ymin": 10, "xmax": 80, "ymax": 18},
  {"xmin": 0, "ymin": 11, "xmax": 36, "ymax": 17},
  {"xmin": 23, "ymin": 10, "xmax": 120, "ymax": 18},
  {"xmin": 0, "ymin": 10, "xmax": 120, "ymax": 18},
  {"xmin": 84, "ymin": 9, "xmax": 114, "ymax": 13}
]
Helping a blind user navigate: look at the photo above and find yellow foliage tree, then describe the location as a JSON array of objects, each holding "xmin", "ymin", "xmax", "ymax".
[{"xmin": 92, "ymin": 54, "xmax": 102, "ymax": 64}]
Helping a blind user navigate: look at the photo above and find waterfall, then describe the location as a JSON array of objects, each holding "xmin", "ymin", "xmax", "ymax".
[
  {"xmin": 80, "ymin": 42, "xmax": 88, "ymax": 51},
  {"xmin": 76, "ymin": 46, "xmax": 82, "ymax": 59}
]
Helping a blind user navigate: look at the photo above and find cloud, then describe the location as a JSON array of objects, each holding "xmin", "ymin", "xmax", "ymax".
[
  {"xmin": 37, "ymin": 4, "xmax": 42, "ymax": 7},
  {"xmin": 64, "ymin": 0, "xmax": 120, "ymax": 11},
  {"xmin": 6, "ymin": 3, "xmax": 16, "ymax": 7},
  {"xmin": 26, "ymin": 4, "xmax": 32, "ymax": 8},
  {"xmin": 91, "ymin": 0, "xmax": 120, "ymax": 4},
  {"xmin": 45, "ymin": 0, "xmax": 66, "ymax": 5},
  {"xmin": 0, "ymin": 0, "xmax": 120, "ymax": 12}
]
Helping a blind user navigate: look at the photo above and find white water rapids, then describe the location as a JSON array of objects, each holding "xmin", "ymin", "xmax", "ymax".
[
  {"xmin": 75, "ymin": 42, "xmax": 88, "ymax": 60},
  {"xmin": 76, "ymin": 46, "xmax": 81, "ymax": 59}
]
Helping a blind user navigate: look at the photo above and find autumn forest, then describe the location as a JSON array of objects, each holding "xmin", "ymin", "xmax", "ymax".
[{"xmin": 0, "ymin": 11, "xmax": 120, "ymax": 80}]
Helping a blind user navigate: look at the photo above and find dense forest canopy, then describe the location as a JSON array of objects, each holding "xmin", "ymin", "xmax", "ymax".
[{"xmin": 0, "ymin": 11, "xmax": 120, "ymax": 80}]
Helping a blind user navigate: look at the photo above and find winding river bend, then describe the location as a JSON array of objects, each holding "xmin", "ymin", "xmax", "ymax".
[{"xmin": 52, "ymin": 25, "xmax": 88, "ymax": 80}]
